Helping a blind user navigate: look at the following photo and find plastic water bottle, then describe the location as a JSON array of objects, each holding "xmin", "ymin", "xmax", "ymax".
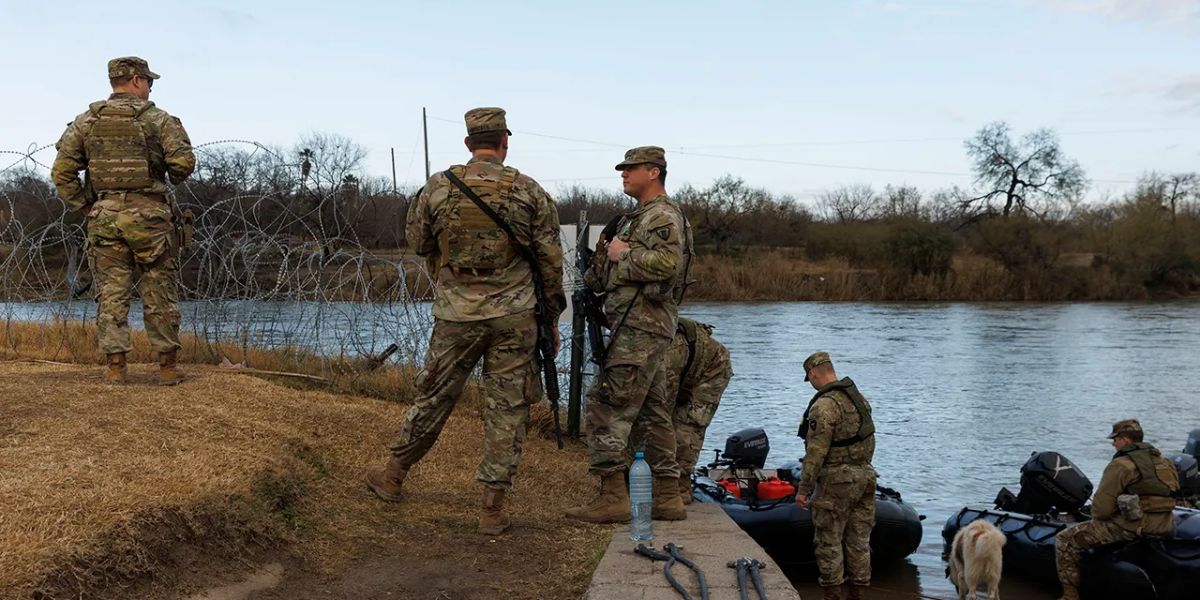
[{"xmin": 630, "ymin": 451, "xmax": 653, "ymax": 541}]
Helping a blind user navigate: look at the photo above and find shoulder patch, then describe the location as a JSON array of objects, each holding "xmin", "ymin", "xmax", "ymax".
[{"xmin": 656, "ymin": 227, "xmax": 670, "ymax": 240}]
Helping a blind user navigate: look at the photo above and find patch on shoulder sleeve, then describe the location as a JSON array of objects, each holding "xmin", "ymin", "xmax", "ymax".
[{"xmin": 656, "ymin": 227, "xmax": 671, "ymax": 240}]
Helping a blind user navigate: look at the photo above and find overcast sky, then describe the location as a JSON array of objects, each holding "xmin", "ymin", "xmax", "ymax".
[{"xmin": 2, "ymin": 0, "xmax": 1198, "ymax": 205}]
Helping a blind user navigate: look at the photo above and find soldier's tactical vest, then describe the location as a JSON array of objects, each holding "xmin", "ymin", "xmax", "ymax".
[
  {"xmin": 84, "ymin": 101, "xmax": 158, "ymax": 192},
  {"xmin": 440, "ymin": 164, "xmax": 519, "ymax": 271},
  {"xmin": 798, "ymin": 377, "xmax": 875, "ymax": 448},
  {"xmin": 1116, "ymin": 443, "xmax": 1179, "ymax": 512}
]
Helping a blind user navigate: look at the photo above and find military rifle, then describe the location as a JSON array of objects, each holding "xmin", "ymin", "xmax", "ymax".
[
  {"xmin": 573, "ymin": 215, "xmax": 624, "ymax": 365},
  {"xmin": 443, "ymin": 170, "xmax": 563, "ymax": 449}
]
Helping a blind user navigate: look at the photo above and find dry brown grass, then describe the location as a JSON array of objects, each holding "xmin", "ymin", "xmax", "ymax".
[
  {"xmin": 0, "ymin": 319, "xmax": 434, "ymax": 405},
  {"xmin": 0, "ymin": 329, "xmax": 607, "ymax": 599},
  {"xmin": 687, "ymin": 250, "xmax": 882, "ymax": 301}
]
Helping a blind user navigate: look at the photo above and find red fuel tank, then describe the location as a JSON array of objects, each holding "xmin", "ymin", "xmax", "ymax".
[{"xmin": 756, "ymin": 477, "xmax": 796, "ymax": 500}]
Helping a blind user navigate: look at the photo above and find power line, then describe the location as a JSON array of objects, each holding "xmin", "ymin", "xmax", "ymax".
[{"xmin": 427, "ymin": 113, "xmax": 1156, "ymax": 181}]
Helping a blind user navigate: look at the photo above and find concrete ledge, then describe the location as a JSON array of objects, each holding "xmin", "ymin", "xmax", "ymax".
[{"xmin": 585, "ymin": 503, "xmax": 802, "ymax": 599}]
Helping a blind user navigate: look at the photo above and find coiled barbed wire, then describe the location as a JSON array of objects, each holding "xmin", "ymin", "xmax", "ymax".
[{"xmin": 0, "ymin": 140, "xmax": 588, "ymax": 385}]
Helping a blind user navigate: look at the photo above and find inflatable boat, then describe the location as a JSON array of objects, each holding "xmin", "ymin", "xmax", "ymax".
[
  {"xmin": 943, "ymin": 437, "xmax": 1200, "ymax": 600},
  {"xmin": 690, "ymin": 428, "xmax": 924, "ymax": 567}
]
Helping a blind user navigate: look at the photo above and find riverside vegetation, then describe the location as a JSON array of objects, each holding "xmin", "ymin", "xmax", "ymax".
[{"xmin": 4, "ymin": 124, "xmax": 1198, "ymax": 303}]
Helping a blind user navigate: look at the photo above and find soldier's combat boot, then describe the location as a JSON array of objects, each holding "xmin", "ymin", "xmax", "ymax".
[
  {"xmin": 105, "ymin": 353, "xmax": 127, "ymax": 383},
  {"xmin": 365, "ymin": 457, "xmax": 409, "ymax": 502},
  {"xmin": 157, "ymin": 350, "xmax": 183, "ymax": 386},
  {"xmin": 821, "ymin": 585, "xmax": 844, "ymax": 600},
  {"xmin": 846, "ymin": 584, "xmax": 867, "ymax": 600},
  {"xmin": 652, "ymin": 476, "xmax": 687, "ymax": 520},
  {"xmin": 564, "ymin": 471, "xmax": 630, "ymax": 523},
  {"xmin": 478, "ymin": 487, "xmax": 511, "ymax": 535},
  {"xmin": 1058, "ymin": 583, "xmax": 1081, "ymax": 600},
  {"xmin": 678, "ymin": 473, "xmax": 694, "ymax": 505}
]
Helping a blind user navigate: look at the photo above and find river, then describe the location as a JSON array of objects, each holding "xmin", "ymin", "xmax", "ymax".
[{"xmin": 680, "ymin": 301, "xmax": 1200, "ymax": 600}]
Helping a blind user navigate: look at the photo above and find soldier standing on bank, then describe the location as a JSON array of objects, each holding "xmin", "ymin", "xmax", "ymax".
[
  {"xmin": 1054, "ymin": 419, "xmax": 1179, "ymax": 600},
  {"xmin": 632, "ymin": 317, "xmax": 732, "ymax": 504},
  {"xmin": 796, "ymin": 352, "xmax": 877, "ymax": 600},
  {"xmin": 565, "ymin": 146, "xmax": 694, "ymax": 524},
  {"xmin": 365, "ymin": 108, "xmax": 565, "ymax": 536},
  {"xmin": 51, "ymin": 57, "xmax": 195, "ymax": 385}
]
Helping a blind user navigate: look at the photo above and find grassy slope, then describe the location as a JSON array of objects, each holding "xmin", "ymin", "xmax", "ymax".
[{"xmin": 0, "ymin": 359, "xmax": 608, "ymax": 600}]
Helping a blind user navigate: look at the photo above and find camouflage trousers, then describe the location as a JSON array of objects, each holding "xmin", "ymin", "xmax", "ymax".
[
  {"xmin": 1055, "ymin": 518, "xmax": 1138, "ymax": 587},
  {"xmin": 671, "ymin": 368, "xmax": 732, "ymax": 477},
  {"xmin": 812, "ymin": 465, "xmax": 877, "ymax": 587},
  {"xmin": 87, "ymin": 197, "xmax": 180, "ymax": 354},
  {"xmin": 389, "ymin": 312, "xmax": 539, "ymax": 490},
  {"xmin": 586, "ymin": 326, "xmax": 677, "ymax": 478}
]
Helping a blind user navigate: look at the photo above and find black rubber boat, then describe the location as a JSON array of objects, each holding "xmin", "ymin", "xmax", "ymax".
[
  {"xmin": 691, "ymin": 428, "xmax": 924, "ymax": 567},
  {"xmin": 943, "ymin": 441, "xmax": 1200, "ymax": 600}
]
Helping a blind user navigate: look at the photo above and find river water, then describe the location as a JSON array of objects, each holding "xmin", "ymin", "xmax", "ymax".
[{"xmin": 680, "ymin": 301, "xmax": 1200, "ymax": 600}]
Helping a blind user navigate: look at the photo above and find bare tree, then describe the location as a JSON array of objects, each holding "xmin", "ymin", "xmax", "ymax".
[
  {"xmin": 964, "ymin": 122, "xmax": 1087, "ymax": 217},
  {"xmin": 817, "ymin": 183, "xmax": 877, "ymax": 223},
  {"xmin": 878, "ymin": 184, "xmax": 922, "ymax": 219},
  {"xmin": 1158, "ymin": 172, "xmax": 1199, "ymax": 220},
  {"xmin": 294, "ymin": 132, "xmax": 368, "ymax": 196}
]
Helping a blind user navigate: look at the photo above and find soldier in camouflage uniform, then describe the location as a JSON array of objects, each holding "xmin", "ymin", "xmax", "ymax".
[
  {"xmin": 565, "ymin": 146, "xmax": 694, "ymax": 524},
  {"xmin": 1055, "ymin": 419, "xmax": 1179, "ymax": 600},
  {"xmin": 51, "ymin": 57, "xmax": 195, "ymax": 385},
  {"xmin": 632, "ymin": 317, "xmax": 732, "ymax": 504},
  {"xmin": 365, "ymin": 108, "xmax": 565, "ymax": 536},
  {"xmin": 796, "ymin": 352, "xmax": 877, "ymax": 600}
]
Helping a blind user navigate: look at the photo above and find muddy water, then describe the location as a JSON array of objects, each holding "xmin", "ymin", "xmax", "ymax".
[{"xmin": 680, "ymin": 301, "xmax": 1200, "ymax": 600}]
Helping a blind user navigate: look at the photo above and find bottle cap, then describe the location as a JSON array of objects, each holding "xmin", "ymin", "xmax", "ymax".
[{"xmin": 635, "ymin": 451, "xmax": 645, "ymax": 459}]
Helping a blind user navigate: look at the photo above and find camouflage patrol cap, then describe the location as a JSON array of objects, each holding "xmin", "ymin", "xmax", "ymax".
[
  {"xmin": 802, "ymin": 351, "xmax": 832, "ymax": 382},
  {"xmin": 615, "ymin": 146, "xmax": 667, "ymax": 170},
  {"xmin": 464, "ymin": 107, "xmax": 512, "ymax": 136},
  {"xmin": 1108, "ymin": 419, "xmax": 1143, "ymax": 439},
  {"xmin": 107, "ymin": 56, "xmax": 160, "ymax": 80}
]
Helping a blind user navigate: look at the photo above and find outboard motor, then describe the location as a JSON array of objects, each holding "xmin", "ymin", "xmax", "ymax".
[
  {"xmin": 1185, "ymin": 429, "xmax": 1200, "ymax": 460},
  {"xmin": 723, "ymin": 428, "xmax": 770, "ymax": 469},
  {"xmin": 1007, "ymin": 451, "xmax": 1093, "ymax": 515},
  {"xmin": 1172, "ymin": 454, "xmax": 1200, "ymax": 497}
]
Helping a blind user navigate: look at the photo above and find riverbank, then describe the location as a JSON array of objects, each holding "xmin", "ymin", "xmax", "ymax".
[
  {"xmin": 0, "ymin": 358, "xmax": 608, "ymax": 599},
  {"xmin": 686, "ymin": 248, "xmax": 1194, "ymax": 302}
]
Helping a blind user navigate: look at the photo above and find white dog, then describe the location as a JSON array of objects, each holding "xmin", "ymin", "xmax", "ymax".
[{"xmin": 948, "ymin": 518, "xmax": 1007, "ymax": 600}]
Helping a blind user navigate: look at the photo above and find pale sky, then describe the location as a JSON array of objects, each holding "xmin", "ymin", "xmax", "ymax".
[{"xmin": 2, "ymin": 0, "xmax": 1198, "ymax": 204}]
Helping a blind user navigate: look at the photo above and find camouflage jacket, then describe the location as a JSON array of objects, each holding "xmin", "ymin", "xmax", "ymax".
[
  {"xmin": 51, "ymin": 93, "xmax": 195, "ymax": 213},
  {"xmin": 663, "ymin": 318, "xmax": 732, "ymax": 406},
  {"xmin": 1092, "ymin": 443, "xmax": 1179, "ymax": 535},
  {"xmin": 584, "ymin": 194, "xmax": 692, "ymax": 339},
  {"xmin": 407, "ymin": 155, "xmax": 565, "ymax": 322},
  {"xmin": 797, "ymin": 379, "xmax": 876, "ymax": 496}
]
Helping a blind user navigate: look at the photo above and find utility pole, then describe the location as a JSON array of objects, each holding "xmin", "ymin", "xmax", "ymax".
[
  {"xmin": 390, "ymin": 147, "xmax": 398, "ymax": 194},
  {"xmin": 422, "ymin": 107, "xmax": 431, "ymax": 181}
]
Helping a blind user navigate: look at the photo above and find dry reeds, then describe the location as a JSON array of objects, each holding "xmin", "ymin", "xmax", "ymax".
[{"xmin": 684, "ymin": 248, "xmax": 1160, "ymax": 302}]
